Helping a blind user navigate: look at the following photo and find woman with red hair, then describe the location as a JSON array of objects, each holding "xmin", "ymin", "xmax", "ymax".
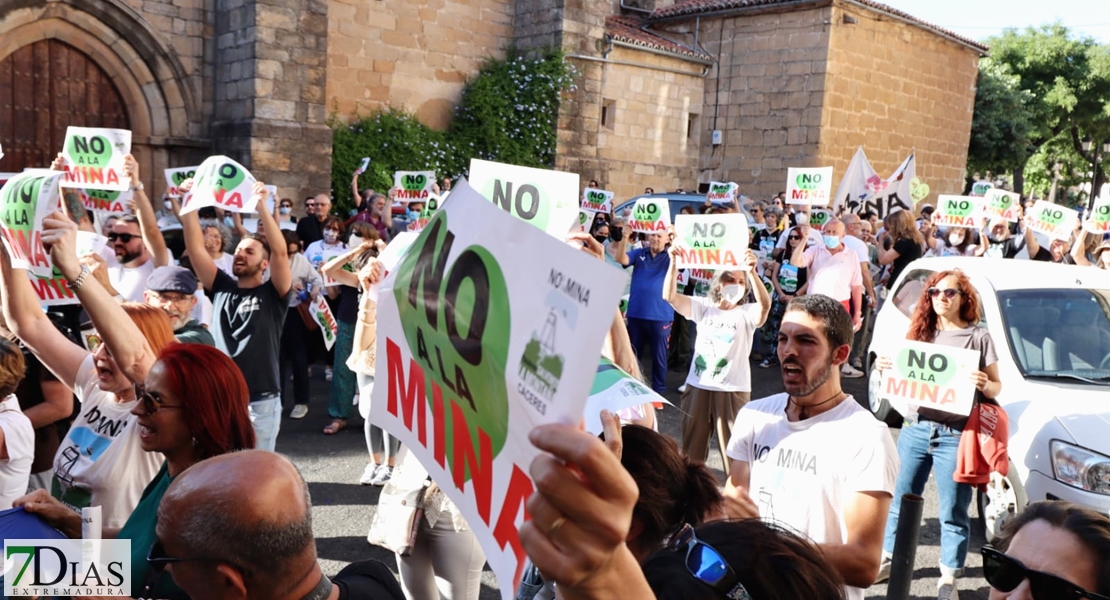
[{"xmin": 874, "ymin": 269, "xmax": 1002, "ymax": 600}]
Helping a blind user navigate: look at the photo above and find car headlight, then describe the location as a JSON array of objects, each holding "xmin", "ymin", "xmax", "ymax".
[{"xmin": 1051, "ymin": 440, "xmax": 1110, "ymax": 495}]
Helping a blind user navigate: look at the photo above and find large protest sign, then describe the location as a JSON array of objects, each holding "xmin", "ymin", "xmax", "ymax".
[
  {"xmin": 834, "ymin": 147, "xmax": 915, "ymax": 217},
  {"xmin": 673, "ymin": 214, "xmax": 749, "ymax": 269},
  {"xmin": 394, "ymin": 171, "xmax": 436, "ymax": 202},
  {"xmin": 706, "ymin": 181, "xmax": 738, "ymax": 204},
  {"xmin": 581, "ymin": 188, "xmax": 613, "ymax": 214},
  {"xmin": 583, "ymin": 358, "xmax": 669, "ymax": 434},
  {"xmin": 180, "ymin": 156, "xmax": 259, "ymax": 215},
  {"xmin": 365, "ymin": 232, "xmax": 418, "ymax": 303},
  {"xmin": 164, "ymin": 166, "xmax": 199, "ymax": 205},
  {"xmin": 307, "ymin": 294, "xmax": 339, "ymax": 350},
  {"xmin": 982, "ymin": 189, "xmax": 1019, "ymax": 222},
  {"xmin": 808, "ymin": 208, "xmax": 833, "ymax": 228},
  {"xmin": 59, "ymin": 127, "xmax": 131, "ymax": 191},
  {"xmin": 74, "ymin": 188, "xmax": 133, "ymax": 215},
  {"xmin": 628, "ymin": 197, "xmax": 670, "ymax": 233},
  {"xmin": 468, "ymin": 159, "xmax": 579, "ymax": 238},
  {"xmin": 370, "ymin": 180, "xmax": 625, "ymax": 599},
  {"xmin": 1027, "ymin": 200, "xmax": 1078, "ymax": 241},
  {"xmin": 880, "ymin": 341, "xmax": 980, "ymax": 416},
  {"xmin": 0, "ymin": 170, "xmax": 66, "ymax": 278},
  {"xmin": 934, "ymin": 195, "xmax": 982, "ymax": 229},
  {"xmin": 1086, "ymin": 195, "xmax": 1110, "ymax": 235},
  {"xmin": 786, "ymin": 167, "xmax": 833, "ymax": 206},
  {"xmin": 407, "ymin": 193, "xmax": 444, "ymax": 233}
]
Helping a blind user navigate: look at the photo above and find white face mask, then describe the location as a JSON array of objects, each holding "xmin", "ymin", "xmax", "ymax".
[
  {"xmin": 280, "ymin": 206, "xmax": 292, "ymax": 215},
  {"xmin": 323, "ymin": 230, "xmax": 339, "ymax": 244},
  {"xmin": 720, "ymin": 283, "xmax": 743, "ymax": 304},
  {"xmin": 948, "ymin": 232, "xmax": 964, "ymax": 246},
  {"xmin": 348, "ymin": 235, "xmax": 364, "ymax": 248}
]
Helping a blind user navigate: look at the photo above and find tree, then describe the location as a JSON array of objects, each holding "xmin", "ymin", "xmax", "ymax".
[{"xmin": 966, "ymin": 59, "xmax": 1036, "ymax": 185}]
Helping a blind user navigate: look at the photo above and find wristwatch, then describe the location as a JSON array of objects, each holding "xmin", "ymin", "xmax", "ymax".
[
  {"xmin": 67, "ymin": 265, "xmax": 92, "ymax": 291},
  {"xmin": 131, "ymin": 181, "xmax": 145, "ymax": 192}
]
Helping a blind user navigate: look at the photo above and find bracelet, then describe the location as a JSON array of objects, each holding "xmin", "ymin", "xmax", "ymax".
[{"xmin": 67, "ymin": 266, "xmax": 92, "ymax": 291}]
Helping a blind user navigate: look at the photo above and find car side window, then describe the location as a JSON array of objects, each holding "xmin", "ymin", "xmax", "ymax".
[{"xmin": 892, "ymin": 269, "xmax": 932, "ymax": 317}]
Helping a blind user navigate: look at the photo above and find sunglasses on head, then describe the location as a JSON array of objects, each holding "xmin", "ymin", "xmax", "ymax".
[
  {"xmin": 927, "ymin": 287, "xmax": 961, "ymax": 299},
  {"xmin": 107, "ymin": 233, "xmax": 137, "ymax": 243},
  {"xmin": 981, "ymin": 546, "xmax": 1110, "ymax": 600},
  {"xmin": 670, "ymin": 524, "xmax": 752, "ymax": 600}
]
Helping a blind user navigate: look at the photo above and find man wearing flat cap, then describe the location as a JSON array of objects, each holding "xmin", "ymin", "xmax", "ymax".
[{"xmin": 144, "ymin": 266, "xmax": 215, "ymax": 346}]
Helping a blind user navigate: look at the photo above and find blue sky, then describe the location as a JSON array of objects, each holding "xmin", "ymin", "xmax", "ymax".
[{"xmin": 880, "ymin": 0, "xmax": 1109, "ymax": 43}]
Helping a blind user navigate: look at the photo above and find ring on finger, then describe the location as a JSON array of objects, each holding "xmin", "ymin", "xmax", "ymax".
[{"xmin": 549, "ymin": 516, "xmax": 567, "ymax": 535}]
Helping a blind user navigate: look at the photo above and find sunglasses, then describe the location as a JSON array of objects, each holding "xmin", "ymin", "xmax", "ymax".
[
  {"xmin": 927, "ymin": 287, "xmax": 961, "ymax": 299},
  {"xmin": 107, "ymin": 233, "xmax": 137, "ymax": 243},
  {"xmin": 788, "ymin": 236, "xmax": 801, "ymax": 241},
  {"xmin": 134, "ymin": 382, "xmax": 184, "ymax": 416},
  {"xmin": 981, "ymin": 546, "xmax": 1110, "ymax": 600},
  {"xmin": 670, "ymin": 524, "xmax": 752, "ymax": 600},
  {"xmin": 148, "ymin": 540, "xmax": 254, "ymax": 577}
]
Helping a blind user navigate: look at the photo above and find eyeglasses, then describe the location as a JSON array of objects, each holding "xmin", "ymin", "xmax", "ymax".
[
  {"xmin": 788, "ymin": 236, "xmax": 801, "ymax": 241},
  {"xmin": 670, "ymin": 524, "xmax": 752, "ymax": 600},
  {"xmin": 927, "ymin": 287, "xmax": 961, "ymax": 299},
  {"xmin": 981, "ymin": 546, "xmax": 1110, "ymax": 600},
  {"xmin": 150, "ymin": 292, "xmax": 193, "ymax": 304},
  {"xmin": 134, "ymin": 382, "xmax": 184, "ymax": 416},
  {"xmin": 107, "ymin": 233, "xmax": 137, "ymax": 243},
  {"xmin": 148, "ymin": 540, "xmax": 254, "ymax": 577}
]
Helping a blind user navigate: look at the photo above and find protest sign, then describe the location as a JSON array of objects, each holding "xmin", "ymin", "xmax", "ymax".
[
  {"xmin": 970, "ymin": 180, "xmax": 994, "ymax": 197},
  {"xmin": 0, "ymin": 141, "xmax": 3, "ymax": 162},
  {"xmin": 164, "ymin": 166, "xmax": 199, "ymax": 202},
  {"xmin": 706, "ymin": 181, "xmax": 738, "ymax": 204},
  {"xmin": 264, "ymin": 184, "xmax": 278, "ymax": 214},
  {"xmin": 982, "ymin": 189, "xmax": 1019, "ymax": 222},
  {"xmin": 934, "ymin": 195, "xmax": 982, "ymax": 229},
  {"xmin": 371, "ymin": 180, "xmax": 625, "ymax": 599},
  {"xmin": 1085, "ymin": 195, "xmax": 1110, "ymax": 235},
  {"xmin": 581, "ymin": 188, "xmax": 613, "ymax": 214},
  {"xmin": 74, "ymin": 188, "xmax": 133, "ymax": 215},
  {"xmin": 583, "ymin": 358, "xmax": 669, "ymax": 434},
  {"xmin": 627, "ymin": 197, "xmax": 670, "ymax": 233},
  {"xmin": 365, "ymin": 232, "xmax": 418, "ymax": 303},
  {"xmin": 1027, "ymin": 200, "xmax": 1078, "ymax": 241},
  {"xmin": 835, "ymin": 147, "xmax": 915, "ymax": 218},
  {"xmin": 179, "ymin": 156, "xmax": 259, "ymax": 215},
  {"xmin": 808, "ymin": 209, "xmax": 833, "ymax": 228},
  {"xmin": 407, "ymin": 193, "xmax": 443, "ymax": 233},
  {"xmin": 910, "ymin": 177, "xmax": 930, "ymax": 205},
  {"xmin": 577, "ymin": 210, "xmax": 592, "ymax": 232},
  {"xmin": 59, "ymin": 127, "xmax": 131, "ymax": 191},
  {"xmin": 0, "ymin": 169, "xmax": 66, "ymax": 278},
  {"xmin": 394, "ymin": 171, "xmax": 436, "ymax": 202},
  {"xmin": 468, "ymin": 159, "xmax": 579, "ymax": 238},
  {"xmin": 786, "ymin": 166, "xmax": 833, "ymax": 206},
  {"xmin": 76, "ymin": 231, "xmax": 108, "ymax": 257},
  {"xmin": 308, "ymin": 294, "xmax": 338, "ymax": 349},
  {"xmin": 880, "ymin": 341, "xmax": 980, "ymax": 416},
  {"xmin": 673, "ymin": 214, "xmax": 749, "ymax": 269},
  {"xmin": 28, "ymin": 267, "xmax": 78, "ymax": 306},
  {"xmin": 356, "ymin": 157, "xmax": 371, "ymax": 175}
]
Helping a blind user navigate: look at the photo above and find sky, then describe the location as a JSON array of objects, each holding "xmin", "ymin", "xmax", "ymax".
[{"xmin": 879, "ymin": 0, "xmax": 1110, "ymax": 44}]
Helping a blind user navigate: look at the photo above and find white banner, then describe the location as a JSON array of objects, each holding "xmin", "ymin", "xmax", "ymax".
[
  {"xmin": 180, "ymin": 156, "xmax": 259, "ymax": 215},
  {"xmin": 834, "ymin": 147, "xmax": 915, "ymax": 218},
  {"xmin": 468, "ymin": 159, "xmax": 579, "ymax": 238},
  {"xmin": 393, "ymin": 171, "xmax": 436, "ymax": 202},
  {"xmin": 581, "ymin": 188, "xmax": 614, "ymax": 214},
  {"xmin": 706, "ymin": 181, "xmax": 738, "ymax": 204}
]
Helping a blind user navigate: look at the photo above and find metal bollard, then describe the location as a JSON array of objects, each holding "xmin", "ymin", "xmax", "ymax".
[{"xmin": 886, "ymin": 493, "xmax": 924, "ymax": 600}]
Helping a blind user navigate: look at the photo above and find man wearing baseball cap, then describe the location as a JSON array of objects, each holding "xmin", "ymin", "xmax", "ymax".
[{"xmin": 145, "ymin": 266, "xmax": 215, "ymax": 346}]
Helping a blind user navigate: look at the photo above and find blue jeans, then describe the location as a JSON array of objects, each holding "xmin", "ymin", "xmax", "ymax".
[
  {"xmin": 882, "ymin": 419, "xmax": 973, "ymax": 577},
  {"xmin": 249, "ymin": 394, "xmax": 282, "ymax": 452},
  {"xmin": 627, "ymin": 317, "xmax": 671, "ymax": 394}
]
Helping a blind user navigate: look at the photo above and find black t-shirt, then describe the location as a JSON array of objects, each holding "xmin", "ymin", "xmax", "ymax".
[
  {"xmin": 984, "ymin": 236, "xmax": 1025, "ymax": 259},
  {"xmin": 888, "ymin": 237, "xmax": 923, "ymax": 286},
  {"xmin": 296, "ymin": 217, "xmax": 326, "ymax": 248},
  {"xmin": 336, "ymin": 286, "xmax": 359, "ymax": 324},
  {"xmin": 207, "ymin": 270, "xmax": 291, "ymax": 397},
  {"xmin": 333, "ymin": 560, "xmax": 406, "ymax": 600},
  {"xmin": 1031, "ymin": 247, "xmax": 1077, "ymax": 264}
]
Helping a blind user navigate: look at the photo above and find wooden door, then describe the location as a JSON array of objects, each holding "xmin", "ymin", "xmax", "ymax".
[{"xmin": 0, "ymin": 39, "xmax": 130, "ymax": 173}]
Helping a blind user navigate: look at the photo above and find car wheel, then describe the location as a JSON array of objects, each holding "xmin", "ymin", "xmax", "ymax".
[
  {"xmin": 978, "ymin": 465, "xmax": 1027, "ymax": 541},
  {"xmin": 860, "ymin": 361, "xmax": 903, "ymax": 428}
]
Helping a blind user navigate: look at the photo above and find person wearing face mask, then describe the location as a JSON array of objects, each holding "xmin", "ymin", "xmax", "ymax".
[
  {"xmin": 304, "ymin": 217, "xmax": 348, "ymax": 271},
  {"xmin": 275, "ymin": 197, "xmax": 298, "ymax": 229},
  {"xmin": 663, "ymin": 248, "xmax": 770, "ymax": 473},
  {"xmin": 977, "ymin": 217, "xmax": 1026, "ymax": 259},
  {"xmin": 927, "ymin": 226, "xmax": 978, "ymax": 257},
  {"xmin": 791, "ymin": 219, "xmax": 864, "ymax": 334}
]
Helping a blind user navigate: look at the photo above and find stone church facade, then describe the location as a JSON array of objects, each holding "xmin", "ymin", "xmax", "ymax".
[{"xmin": 0, "ymin": 0, "xmax": 984, "ymax": 207}]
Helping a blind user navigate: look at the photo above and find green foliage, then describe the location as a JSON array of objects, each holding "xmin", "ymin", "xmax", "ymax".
[
  {"xmin": 329, "ymin": 50, "xmax": 576, "ymax": 214},
  {"xmin": 967, "ymin": 59, "xmax": 1036, "ymax": 176}
]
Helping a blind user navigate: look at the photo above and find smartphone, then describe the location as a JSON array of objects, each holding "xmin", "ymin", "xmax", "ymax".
[{"xmin": 609, "ymin": 226, "xmax": 623, "ymax": 242}]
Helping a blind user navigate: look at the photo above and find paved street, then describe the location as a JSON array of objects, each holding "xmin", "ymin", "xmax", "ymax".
[{"xmin": 280, "ymin": 357, "xmax": 991, "ymax": 599}]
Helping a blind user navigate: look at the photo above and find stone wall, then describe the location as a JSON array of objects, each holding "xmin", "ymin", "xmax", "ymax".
[
  {"xmin": 326, "ymin": 0, "xmax": 515, "ymax": 130},
  {"xmin": 819, "ymin": 1, "xmax": 980, "ymax": 205}
]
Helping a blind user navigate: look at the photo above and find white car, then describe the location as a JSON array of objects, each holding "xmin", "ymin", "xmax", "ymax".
[{"xmin": 864, "ymin": 256, "xmax": 1110, "ymax": 538}]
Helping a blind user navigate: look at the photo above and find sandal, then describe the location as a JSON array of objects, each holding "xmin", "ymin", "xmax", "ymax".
[{"xmin": 323, "ymin": 419, "xmax": 347, "ymax": 435}]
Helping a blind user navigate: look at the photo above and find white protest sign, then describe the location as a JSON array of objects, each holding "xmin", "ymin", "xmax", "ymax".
[
  {"xmin": 406, "ymin": 193, "xmax": 443, "ymax": 234},
  {"xmin": 1027, "ymin": 200, "xmax": 1078, "ymax": 241},
  {"xmin": 627, "ymin": 197, "xmax": 670, "ymax": 234},
  {"xmin": 982, "ymin": 189, "xmax": 1019, "ymax": 223},
  {"xmin": 0, "ymin": 169, "xmax": 66, "ymax": 277},
  {"xmin": 880, "ymin": 340, "xmax": 980, "ymax": 416},
  {"xmin": 76, "ymin": 230, "xmax": 108, "ymax": 257},
  {"xmin": 468, "ymin": 159, "xmax": 579, "ymax": 238},
  {"xmin": 356, "ymin": 157, "xmax": 371, "ymax": 175},
  {"xmin": 970, "ymin": 180, "xmax": 994, "ymax": 197},
  {"xmin": 74, "ymin": 188, "xmax": 133, "ymax": 215},
  {"xmin": 673, "ymin": 214, "xmax": 750, "ymax": 269},
  {"xmin": 179, "ymin": 156, "xmax": 259, "ymax": 215},
  {"xmin": 0, "ymin": 142, "xmax": 4, "ymax": 162},
  {"xmin": 366, "ymin": 232, "xmax": 419, "ymax": 303},
  {"xmin": 786, "ymin": 166, "xmax": 834, "ymax": 206},
  {"xmin": 706, "ymin": 181, "xmax": 738, "ymax": 204},
  {"xmin": 934, "ymin": 195, "xmax": 982, "ymax": 229},
  {"xmin": 580, "ymin": 188, "xmax": 613, "ymax": 214},
  {"xmin": 807, "ymin": 208, "xmax": 833, "ymax": 228},
  {"xmin": 577, "ymin": 210, "xmax": 592, "ymax": 233},
  {"xmin": 59, "ymin": 127, "xmax": 131, "ymax": 191},
  {"xmin": 583, "ymin": 358, "xmax": 670, "ymax": 434},
  {"xmin": 1085, "ymin": 195, "xmax": 1110, "ymax": 235},
  {"xmin": 164, "ymin": 166, "xmax": 200, "ymax": 203},
  {"xmin": 264, "ymin": 184, "xmax": 278, "ymax": 214},
  {"xmin": 371, "ymin": 180, "xmax": 626, "ymax": 600},
  {"xmin": 308, "ymin": 294, "xmax": 338, "ymax": 349},
  {"xmin": 394, "ymin": 171, "xmax": 436, "ymax": 203}
]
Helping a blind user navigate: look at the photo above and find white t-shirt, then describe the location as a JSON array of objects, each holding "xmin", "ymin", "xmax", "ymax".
[
  {"xmin": 727, "ymin": 393, "xmax": 898, "ymax": 600},
  {"xmin": 108, "ymin": 258, "xmax": 155, "ymax": 303},
  {"xmin": 52, "ymin": 355, "xmax": 163, "ymax": 530},
  {"xmin": 213, "ymin": 253, "xmax": 235, "ymax": 277},
  {"xmin": 0, "ymin": 395, "xmax": 33, "ymax": 509},
  {"xmin": 684, "ymin": 297, "xmax": 761, "ymax": 392},
  {"xmin": 305, "ymin": 240, "xmax": 347, "ymax": 270},
  {"xmin": 842, "ymin": 235, "xmax": 870, "ymax": 264},
  {"xmin": 799, "ymin": 245, "xmax": 863, "ymax": 302}
]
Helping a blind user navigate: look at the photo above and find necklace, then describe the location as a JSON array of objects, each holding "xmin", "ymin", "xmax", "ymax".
[{"xmin": 788, "ymin": 390, "xmax": 844, "ymax": 420}]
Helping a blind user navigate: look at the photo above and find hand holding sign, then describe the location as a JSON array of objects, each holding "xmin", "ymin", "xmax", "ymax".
[
  {"xmin": 39, "ymin": 210, "xmax": 83, "ymax": 282},
  {"xmin": 59, "ymin": 127, "xmax": 132, "ymax": 192},
  {"xmin": 1026, "ymin": 200, "xmax": 1078, "ymax": 241},
  {"xmin": 0, "ymin": 169, "xmax": 66, "ymax": 278}
]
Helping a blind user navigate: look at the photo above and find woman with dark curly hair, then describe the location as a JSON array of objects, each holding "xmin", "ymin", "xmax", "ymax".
[{"xmin": 874, "ymin": 269, "xmax": 1002, "ymax": 600}]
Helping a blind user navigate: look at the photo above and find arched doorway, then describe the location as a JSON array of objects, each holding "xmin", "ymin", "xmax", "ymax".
[{"xmin": 0, "ymin": 38, "xmax": 130, "ymax": 173}]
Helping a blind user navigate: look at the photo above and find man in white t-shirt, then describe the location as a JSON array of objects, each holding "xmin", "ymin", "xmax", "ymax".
[
  {"xmin": 0, "ymin": 339, "xmax": 32, "ymax": 509},
  {"xmin": 790, "ymin": 219, "xmax": 863, "ymax": 332},
  {"xmin": 722, "ymin": 294, "xmax": 898, "ymax": 600}
]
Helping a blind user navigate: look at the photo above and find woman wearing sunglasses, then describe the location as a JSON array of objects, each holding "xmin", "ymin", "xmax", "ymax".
[
  {"xmin": 983, "ymin": 501, "xmax": 1110, "ymax": 600},
  {"xmin": 874, "ymin": 269, "xmax": 1002, "ymax": 600}
]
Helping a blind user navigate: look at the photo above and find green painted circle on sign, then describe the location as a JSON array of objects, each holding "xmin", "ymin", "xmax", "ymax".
[
  {"xmin": 67, "ymin": 134, "xmax": 113, "ymax": 167},
  {"xmin": 402, "ymin": 173, "xmax": 427, "ymax": 192},
  {"xmin": 895, "ymin": 347, "xmax": 955, "ymax": 387}
]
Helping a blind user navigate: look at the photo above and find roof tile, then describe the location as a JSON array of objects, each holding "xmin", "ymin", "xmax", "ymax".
[{"xmin": 605, "ymin": 15, "xmax": 715, "ymax": 62}]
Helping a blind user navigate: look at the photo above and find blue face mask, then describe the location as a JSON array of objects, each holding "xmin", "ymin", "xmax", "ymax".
[
  {"xmin": 823, "ymin": 234, "xmax": 840, "ymax": 249},
  {"xmin": 407, "ymin": 210, "xmax": 419, "ymax": 221}
]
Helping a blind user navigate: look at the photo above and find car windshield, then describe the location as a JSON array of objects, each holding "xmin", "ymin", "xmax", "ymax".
[{"xmin": 999, "ymin": 289, "xmax": 1110, "ymax": 381}]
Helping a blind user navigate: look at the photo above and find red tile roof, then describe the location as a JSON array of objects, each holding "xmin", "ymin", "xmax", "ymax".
[
  {"xmin": 606, "ymin": 15, "xmax": 715, "ymax": 62},
  {"xmin": 650, "ymin": 0, "xmax": 989, "ymax": 53}
]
